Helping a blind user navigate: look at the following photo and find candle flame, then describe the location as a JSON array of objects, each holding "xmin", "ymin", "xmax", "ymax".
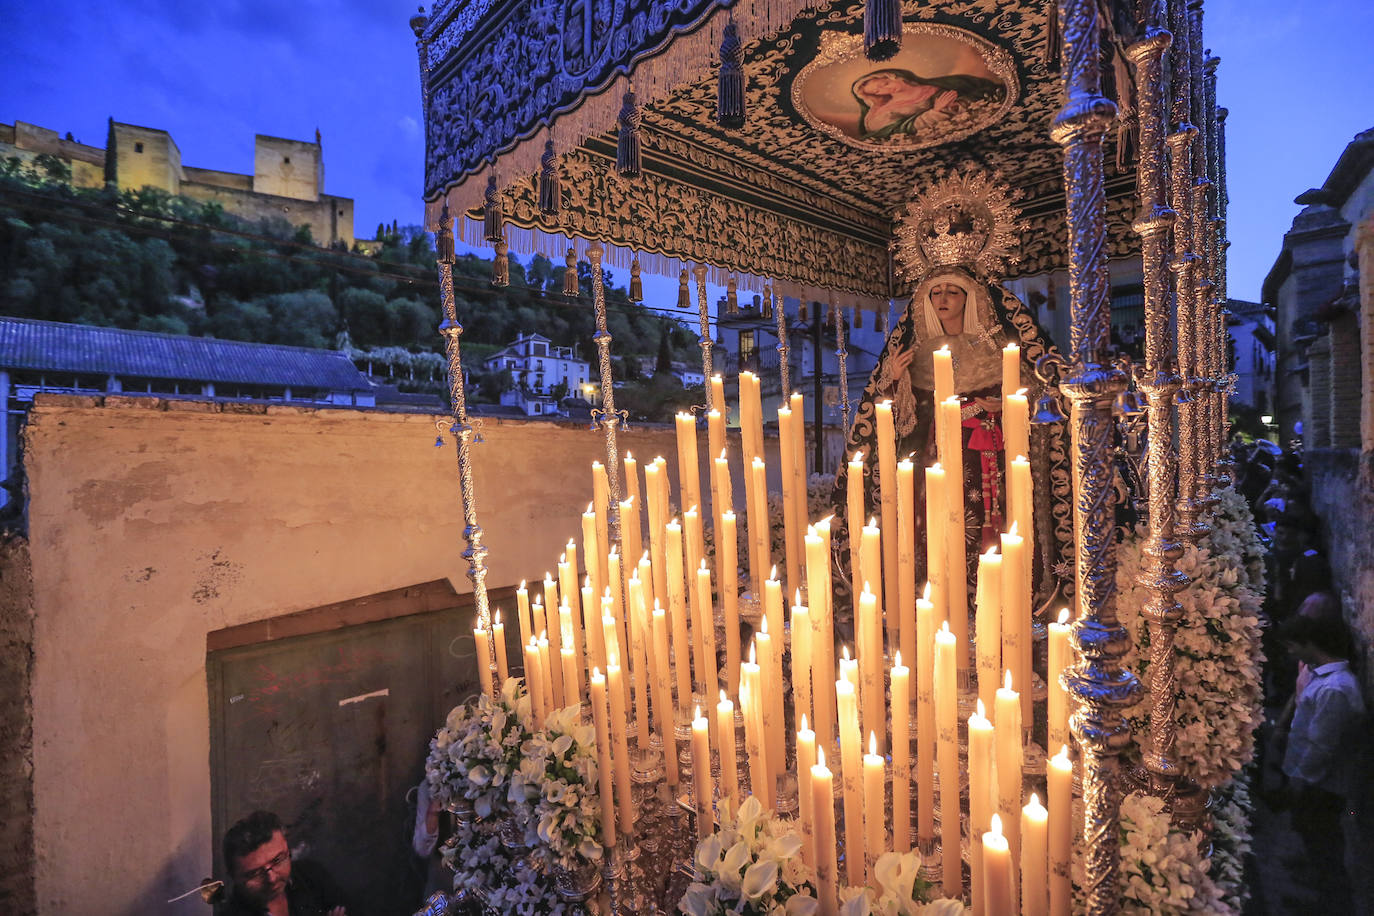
[
  {"xmin": 625, "ymin": 451, "xmax": 633, "ymax": 461},
  {"xmin": 1004, "ymin": 669, "xmax": 1013, "ymax": 691},
  {"xmin": 694, "ymin": 703, "xmax": 701, "ymax": 720},
  {"xmin": 610, "ymin": 545, "xmax": 618, "ymax": 559},
  {"xmin": 1016, "ymin": 386, "xmax": 1028, "ymax": 398},
  {"xmin": 852, "ymin": 450, "xmax": 864, "ymax": 462},
  {"xmin": 761, "ymin": 615, "xmax": 769, "ymax": 635},
  {"xmin": 1008, "ymin": 520, "xmax": 1019, "ymax": 536},
  {"xmin": 584, "ymin": 575, "xmax": 591, "ymax": 588},
  {"xmin": 922, "ymin": 582, "xmax": 932, "ymax": 601},
  {"xmin": 654, "ymin": 599, "xmax": 663, "ymax": 612},
  {"xmin": 976, "ymin": 698, "xmax": 986, "ymax": 717},
  {"xmin": 1014, "ymin": 454, "xmax": 1028, "ymax": 463},
  {"xmin": 603, "ymin": 587, "xmax": 612, "ymax": 599},
  {"xmin": 1058, "ymin": 607, "xmax": 1070, "ymax": 625},
  {"xmin": 818, "ymin": 515, "xmax": 834, "ymax": 528},
  {"xmin": 721, "ymin": 689, "xmax": 729, "ymax": 704},
  {"xmin": 687, "ymin": 504, "xmax": 698, "ymax": 516},
  {"xmin": 983, "ymin": 546, "xmax": 1000, "ymax": 559},
  {"xmin": 938, "ymin": 344, "xmax": 950, "ymax": 354},
  {"xmin": 723, "ymin": 510, "xmax": 736, "ymax": 522},
  {"xmin": 894, "ymin": 649, "xmax": 903, "ymax": 668},
  {"xmin": 642, "ymin": 551, "xmax": 651, "ymax": 564},
  {"xmin": 931, "ymin": 462, "xmax": 943, "ymax": 472},
  {"xmin": 539, "ymin": 629, "xmax": 547, "ymax": 641},
  {"xmin": 719, "ymin": 449, "xmax": 728, "ymax": 461},
  {"xmin": 753, "ymin": 456, "xmax": 765, "ymax": 468},
  {"xmin": 567, "ymin": 539, "xmax": 576, "ymax": 549},
  {"xmin": 519, "ymin": 579, "xmax": 527, "ymax": 590},
  {"xmin": 495, "ymin": 610, "xmax": 502, "ymax": 626},
  {"xmin": 749, "ymin": 641, "xmax": 757, "ymax": 665},
  {"xmin": 770, "ymin": 565, "xmax": 778, "ymax": 581},
  {"xmin": 842, "ymin": 645, "xmax": 851, "ymax": 661},
  {"xmin": 669, "ymin": 518, "xmax": 679, "ymax": 528},
  {"xmin": 817, "ymin": 747, "xmax": 826, "ymax": 768},
  {"xmin": 1029, "ymin": 792, "xmax": 1040, "ymax": 808},
  {"xmin": 795, "ymin": 589, "xmax": 803, "ymax": 606},
  {"xmin": 1054, "ymin": 744, "xmax": 1071, "ymax": 765},
  {"xmin": 800, "ymin": 713, "xmax": 808, "ymax": 731},
  {"xmin": 869, "ymin": 731, "xmax": 877, "ymax": 755},
  {"xmin": 868, "ymin": 516, "xmax": 877, "ymax": 528},
  {"xmin": 702, "ymin": 559, "xmax": 709, "ymax": 571},
  {"xmin": 941, "ymin": 621, "xmax": 950, "ymax": 635},
  {"xmin": 862, "ymin": 581, "xmax": 873, "ymax": 598},
  {"xmin": 991, "ymin": 813, "xmax": 1003, "ymax": 837}
]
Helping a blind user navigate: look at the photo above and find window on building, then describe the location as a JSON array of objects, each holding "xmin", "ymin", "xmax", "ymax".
[
  {"xmin": 284, "ymin": 156, "xmax": 291, "ymax": 164},
  {"xmin": 739, "ymin": 330, "xmax": 756, "ymax": 367},
  {"xmin": 134, "ymin": 142, "xmax": 144, "ymax": 153}
]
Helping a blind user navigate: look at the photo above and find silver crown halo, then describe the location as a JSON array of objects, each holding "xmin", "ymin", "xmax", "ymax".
[{"xmin": 894, "ymin": 168, "xmax": 1021, "ymax": 282}]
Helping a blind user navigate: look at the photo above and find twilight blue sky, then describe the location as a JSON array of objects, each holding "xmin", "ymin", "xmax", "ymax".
[{"xmin": 3, "ymin": 0, "xmax": 1372, "ymax": 302}]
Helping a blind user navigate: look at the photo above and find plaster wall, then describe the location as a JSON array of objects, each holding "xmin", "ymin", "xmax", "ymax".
[{"xmin": 21, "ymin": 396, "xmax": 695, "ymax": 915}]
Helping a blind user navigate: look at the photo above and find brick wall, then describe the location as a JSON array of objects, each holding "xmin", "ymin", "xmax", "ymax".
[
  {"xmin": 1307, "ymin": 334, "xmax": 1332, "ymax": 448},
  {"xmin": 1309, "ymin": 449, "xmax": 1374, "ymax": 695},
  {"xmin": 0, "ymin": 534, "xmax": 34, "ymax": 916}
]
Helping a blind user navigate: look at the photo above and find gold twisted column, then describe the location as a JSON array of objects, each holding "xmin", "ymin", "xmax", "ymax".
[
  {"xmin": 435, "ymin": 204, "xmax": 495, "ymax": 687},
  {"xmin": 1205, "ymin": 57, "xmax": 1232, "ymax": 483},
  {"xmin": 588, "ymin": 242, "xmax": 625, "ymax": 544},
  {"xmin": 1166, "ymin": 0, "xmax": 1207, "ymax": 542},
  {"xmin": 1128, "ymin": 1, "xmax": 1206, "ymax": 828},
  {"xmin": 1052, "ymin": 0, "xmax": 1142, "ymax": 910},
  {"xmin": 1187, "ymin": 3, "xmax": 1220, "ymax": 513},
  {"xmin": 774, "ymin": 286, "xmax": 791, "ymax": 397},
  {"xmin": 694, "ymin": 265, "xmax": 716, "ymax": 411},
  {"xmin": 1214, "ymin": 101, "xmax": 1233, "ymax": 481},
  {"xmin": 834, "ymin": 304, "xmax": 850, "ymax": 432}
]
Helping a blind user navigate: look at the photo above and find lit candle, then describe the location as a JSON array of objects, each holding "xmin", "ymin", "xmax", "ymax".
[
  {"xmin": 543, "ymin": 571, "xmax": 560, "ymax": 639},
  {"xmin": 836, "ymin": 674, "xmax": 864, "ymax": 885},
  {"xmin": 607, "ymin": 662, "xmax": 635, "ymax": 835},
  {"xmin": 710, "ymin": 374, "xmax": 726, "ymax": 416},
  {"xmin": 717, "ymin": 690, "xmax": 740, "ymax": 813},
  {"xmin": 651, "ymin": 601, "xmax": 679, "ymax": 787},
  {"xmin": 1002, "ymin": 344, "xmax": 1020, "ymax": 406},
  {"xmin": 846, "ymin": 451, "xmax": 865, "ymax": 607},
  {"xmin": 537, "ymin": 632, "xmax": 555, "ymax": 719},
  {"xmin": 592, "ymin": 463, "xmax": 610, "ymax": 595},
  {"xmin": 863, "ymin": 731, "xmax": 885, "ymax": 883},
  {"xmin": 685, "ymin": 507, "xmax": 707, "ymax": 690},
  {"xmin": 530, "ymin": 598, "xmax": 548, "ymax": 670},
  {"xmin": 995, "ymin": 670, "xmax": 1023, "ymax": 867},
  {"xmin": 666, "ymin": 520, "xmax": 693, "ymax": 716},
  {"xmin": 589, "ymin": 668, "xmax": 617, "ymax": 848},
  {"xmin": 675, "ymin": 413, "xmax": 703, "ymax": 532},
  {"xmin": 939, "ymin": 397, "xmax": 968, "ymax": 668},
  {"xmin": 935, "ymin": 622, "xmax": 960, "ymax": 897},
  {"xmin": 474, "ymin": 625, "xmax": 494, "ymax": 698},
  {"xmin": 875, "ymin": 401, "xmax": 900, "ymax": 653},
  {"xmin": 1005, "ymin": 390, "xmax": 1031, "ymax": 477},
  {"xmin": 857, "ymin": 579, "xmax": 884, "ymax": 755},
  {"xmin": 791, "ymin": 594, "xmax": 813, "ymax": 745},
  {"xmin": 560, "ymin": 642, "xmax": 579, "ymax": 715},
  {"xmin": 628, "ymin": 574, "xmax": 652, "ymax": 748},
  {"xmin": 691, "ymin": 705, "xmax": 713, "ymax": 841},
  {"xmin": 696, "ymin": 561, "xmax": 720, "ymax": 703},
  {"xmin": 756, "ymin": 615, "xmax": 784, "ymax": 795},
  {"xmin": 839, "ymin": 645, "xmax": 857, "ymax": 687},
  {"xmin": 764, "ymin": 571, "xmax": 785, "ymax": 697},
  {"xmin": 983, "ymin": 814, "xmax": 1014, "ymax": 916},
  {"xmin": 623, "ymin": 452, "xmax": 641, "ymax": 522},
  {"xmin": 645, "ymin": 460, "xmax": 668, "ymax": 607},
  {"xmin": 1008, "ymin": 453, "xmax": 1033, "ymax": 724},
  {"xmin": 580, "ymin": 579, "xmax": 596, "ymax": 696},
  {"xmin": 925, "ymin": 464, "xmax": 948, "ymax": 630},
  {"xmin": 934, "ymin": 344, "xmax": 954, "ymax": 405},
  {"xmin": 896, "ymin": 457, "xmax": 917, "ymax": 683},
  {"xmin": 1048, "ymin": 747, "xmax": 1073, "ymax": 916},
  {"xmin": 797, "ymin": 715, "xmax": 817, "ymax": 868},
  {"xmin": 602, "ymin": 610, "xmax": 621, "ymax": 675},
  {"xmin": 806, "ymin": 524, "xmax": 836, "ymax": 749},
  {"xmin": 812, "ymin": 748, "xmax": 838, "ymax": 916},
  {"xmin": 1022, "ymin": 793, "xmax": 1049, "ymax": 916},
  {"xmin": 740, "ymin": 642, "xmax": 771, "ymax": 808},
  {"xmin": 916, "ymin": 584, "xmax": 936, "ymax": 845},
  {"xmin": 608, "ymin": 550, "xmax": 628, "ymax": 682},
  {"xmin": 621, "ymin": 497, "xmax": 643, "ymax": 600},
  {"xmin": 976, "ymin": 547, "xmax": 1003, "ymax": 716},
  {"xmin": 552, "ymin": 561, "xmax": 571, "ymax": 705},
  {"xmin": 778, "ymin": 405, "xmax": 802, "ymax": 594},
  {"xmin": 890, "ymin": 652, "xmax": 911, "ymax": 854},
  {"xmin": 721, "ymin": 510, "xmax": 740, "ymax": 698},
  {"xmin": 493, "ymin": 611, "xmax": 509, "ymax": 685},
  {"xmin": 524, "ymin": 637, "xmax": 545, "ymax": 728},
  {"xmin": 749, "ymin": 456, "xmax": 771, "ymax": 599},
  {"xmin": 1000, "ymin": 524, "xmax": 1030, "ymax": 730},
  {"xmin": 708, "ymin": 412, "xmax": 727, "ymax": 533},
  {"xmin": 1048, "ymin": 608, "xmax": 1072, "ymax": 755},
  {"xmin": 582, "ymin": 500, "xmax": 602, "ymax": 632},
  {"xmin": 969, "ymin": 700, "xmax": 996, "ymax": 916},
  {"xmin": 516, "ymin": 581, "xmax": 532, "ymax": 653},
  {"xmin": 788, "ymin": 393, "xmax": 808, "ymax": 559}
]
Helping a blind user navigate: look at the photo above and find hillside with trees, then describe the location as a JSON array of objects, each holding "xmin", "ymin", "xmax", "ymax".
[{"xmin": 0, "ymin": 154, "xmax": 700, "ymax": 418}]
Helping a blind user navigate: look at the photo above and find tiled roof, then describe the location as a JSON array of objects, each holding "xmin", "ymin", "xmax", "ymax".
[{"xmin": 0, "ymin": 317, "xmax": 371, "ymax": 391}]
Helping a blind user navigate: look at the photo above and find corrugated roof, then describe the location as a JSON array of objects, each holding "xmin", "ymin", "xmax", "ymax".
[{"xmin": 0, "ymin": 317, "xmax": 371, "ymax": 391}]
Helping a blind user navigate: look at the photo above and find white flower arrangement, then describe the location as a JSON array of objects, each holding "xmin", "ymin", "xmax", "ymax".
[
  {"xmin": 680, "ymin": 795, "xmax": 819, "ymax": 916},
  {"xmin": 836, "ymin": 849, "xmax": 965, "ymax": 916},
  {"xmin": 1114, "ymin": 487, "xmax": 1266, "ymax": 788},
  {"xmin": 425, "ymin": 677, "xmax": 535, "ymax": 819},
  {"xmin": 1207, "ymin": 775, "xmax": 1254, "ymax": 914},
  {"xmin": 517, "ymin": 703, "xmax": 604, "ymax": 871},
  {"xmin": 1073, "ymin": 792, "xmax": 1232, "ymax": 916}
]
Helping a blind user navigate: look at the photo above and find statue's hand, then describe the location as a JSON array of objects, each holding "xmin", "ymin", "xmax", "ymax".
[{"xmin": 887, "ymin": 346, "xmax": 916, "ymax": 379}]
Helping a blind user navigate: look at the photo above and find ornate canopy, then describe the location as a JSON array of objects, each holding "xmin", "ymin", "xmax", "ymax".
[{"xmin": 417, "ymin": 0, "xmax": 1140, "ymax": 308}]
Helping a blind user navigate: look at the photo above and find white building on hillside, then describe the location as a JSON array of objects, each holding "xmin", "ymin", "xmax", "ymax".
[{"xmin": 482, "ymin": 333, "xmax": 590, "ymax": 417}]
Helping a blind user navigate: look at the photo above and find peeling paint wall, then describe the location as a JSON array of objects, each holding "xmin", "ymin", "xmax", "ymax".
[
  {"xmin": 22, "ymin": 396, "xmax": 689, "ymax": 914},
  {"xmin": 0, "ymin": 534, "xmax": 35, "ymax": 916}
]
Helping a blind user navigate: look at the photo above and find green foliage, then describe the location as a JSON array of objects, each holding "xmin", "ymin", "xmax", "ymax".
[{"xmin": 0, "ymin": 169, "xmax": 696, "ymax": 390}]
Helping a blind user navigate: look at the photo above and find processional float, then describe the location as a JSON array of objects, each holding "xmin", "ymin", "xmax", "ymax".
[{"xmin": 413, "ymin": 0, "xmax": 1232, "ymax": 912}]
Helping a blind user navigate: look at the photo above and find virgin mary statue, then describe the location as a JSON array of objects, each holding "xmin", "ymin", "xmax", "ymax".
[{"xmin": 832, "ymin": 170, "xmax": 1063, "ymax": 600}]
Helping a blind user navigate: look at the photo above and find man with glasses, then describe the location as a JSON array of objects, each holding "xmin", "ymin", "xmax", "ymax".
[{"xmin": 219, "ymin": 811, "xmax": 348, "ymax": 916}]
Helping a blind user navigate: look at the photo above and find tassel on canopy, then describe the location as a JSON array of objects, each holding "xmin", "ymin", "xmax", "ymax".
[
  {"xmin": 483, "ymin": 173, "xmax": 503, "ymax": 242},
  {"xmin": 1043, "ymin": 0, "xmax": 1061, "ymax": 67},
  {"xmin": 492, "ymin": 238, "xmax": 510, "ymax": 288},
  {"xmin": 716, "ymin": 22, "xmax": 745, "ymax": 129},
  {"xmin": 629, "ymin": 256, "xmax": 643, "ymax": 302},
  {"xmin": 853, "ymin": 305, "xmax": 863, "ymax": 329},
  {"xmin": 677, "ymin": 270, "xmax": 691, "ymax": 309},
  {"xmin": 617, "ymin": 91, "xmax": 642, "ymax": 178},
  {"xmin": 435, "ymin": 202, "xmax": 455, "ymax": 264},
  {"xmin": 726, "ymin": 277, "xmax": 739, "ymax": 314},
  {"xmin": 538, "ymin": 139, "xmax": 560, "ymax": 216},
  {"xmin": 864, "ymin": 0, "xmax": 902, "ymax": 61},
  {"xmin": 761, "ymin": 284, "xmax": 774, "ymax": 319},
  {"xmin": 799, "ymin": 302, "xmax": 808, "ymax": 322},
  {"xmin": 563, "ymin": 248, "xmax": 579, "ymax": 297}
]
